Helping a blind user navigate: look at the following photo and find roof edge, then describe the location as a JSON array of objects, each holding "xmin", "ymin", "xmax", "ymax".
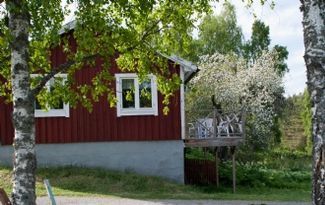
[{"xmin": 59, "ymin": 20, "xmax": 77, "ymax": 35}]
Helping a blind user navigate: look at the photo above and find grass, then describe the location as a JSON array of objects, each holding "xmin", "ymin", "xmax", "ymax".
[{"xmin": 0, "ymin": 165, "xmax": 311, "ymax": 202}]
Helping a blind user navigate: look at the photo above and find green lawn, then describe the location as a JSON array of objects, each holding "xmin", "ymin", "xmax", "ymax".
[{"xmin": 0, "ymin": 166, "xmax": 311, "ymax": 201}]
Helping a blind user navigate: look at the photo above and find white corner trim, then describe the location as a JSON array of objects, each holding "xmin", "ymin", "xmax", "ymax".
[
  {"xmin": 180, "ymin": 66, "xmax": 185, "ymax": 140},
  {"xmin": 115, "ymin": 73, "xmax": 158, "ymax": 117}
]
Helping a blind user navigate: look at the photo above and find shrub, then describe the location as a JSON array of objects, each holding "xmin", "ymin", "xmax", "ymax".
[{"xmin": 219, "ymin": 162, "xmax": 311, "ymax": 189}]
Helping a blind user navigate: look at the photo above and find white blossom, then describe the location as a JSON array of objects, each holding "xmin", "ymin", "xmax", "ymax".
[{"xmin": 187, "ymin": 52, "xmax": 283, "ymax": 141}]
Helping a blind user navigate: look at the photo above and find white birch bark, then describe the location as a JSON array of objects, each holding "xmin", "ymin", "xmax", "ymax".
[
  {"xmin": 300, "ymin": 0, "xmax": 325, "ymax": 204},
  {"xmin": 7, "ymin": 0, "xmax": 36, "ymax": 205}
]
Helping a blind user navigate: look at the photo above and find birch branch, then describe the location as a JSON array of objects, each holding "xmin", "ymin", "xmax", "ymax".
[{"xmin": 31, "ymin": 54, "xmax": 99, "ymax": 96}]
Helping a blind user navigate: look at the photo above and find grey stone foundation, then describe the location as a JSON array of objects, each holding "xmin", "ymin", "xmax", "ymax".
[{"xmin": 0, "ymin": 140, "xmax": 184, "ymax": 183}]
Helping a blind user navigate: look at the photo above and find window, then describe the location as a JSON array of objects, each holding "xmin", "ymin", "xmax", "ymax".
[
  {"xmin": 115, "ymin": 73, "xmax": 158, "ymax": 117},
  {"xmin": 32, "ymin": 74, "xmax": 70, "ymax": 118}
]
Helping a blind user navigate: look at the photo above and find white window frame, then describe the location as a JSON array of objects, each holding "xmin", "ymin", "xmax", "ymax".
[
  {"xmin": 32, "ymin": 73, "xmax": 70, "ymax": 118},
  {"xmin": 115, "ymin": 73, "xmax": 158, "ymax": 117}
]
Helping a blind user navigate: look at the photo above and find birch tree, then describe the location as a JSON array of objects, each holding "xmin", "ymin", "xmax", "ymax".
[
  {"xmin": 0, "ymin": 1, "xmax": 212, "ymax": 204},
  {"xmin": 300, "ymin": 0, "xmax": 325, "ymax": 204}
]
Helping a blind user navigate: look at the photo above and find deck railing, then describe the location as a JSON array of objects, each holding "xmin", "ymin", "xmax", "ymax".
[{"xmin": 186, "ymin": 109, "xmax": 246, "ymax": 139}]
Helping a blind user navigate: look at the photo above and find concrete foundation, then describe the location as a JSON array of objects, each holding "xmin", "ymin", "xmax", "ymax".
[{"xmin": 0, "ymin": 140, "xmax": 184, "ymax": 183}]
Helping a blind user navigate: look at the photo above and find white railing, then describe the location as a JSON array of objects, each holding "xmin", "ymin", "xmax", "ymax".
[{"xmin": 187, "ymin": 109, "xmax": 245, "ymax": 139}]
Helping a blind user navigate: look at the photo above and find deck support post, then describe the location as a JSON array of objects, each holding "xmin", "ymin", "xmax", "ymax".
[
  {"xmin": 213, "ymin": 109, "xmax": 217, "ymax": 137},
  {"xmin": 231, "ymin": 146, "xmax": 236, "ymax": 193},
  {"xmin": 215, "ymin": 148, "xmax": 219, "ymax": 187}
]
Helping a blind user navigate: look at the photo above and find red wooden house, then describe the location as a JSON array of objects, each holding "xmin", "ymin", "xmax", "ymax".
[{"xmin": 0, "ymin": 21, "xmax": 197, "ymax": 183}]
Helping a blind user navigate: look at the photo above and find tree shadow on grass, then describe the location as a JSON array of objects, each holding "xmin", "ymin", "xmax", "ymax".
[{"xmin": 35, "ymin": 166, "xmax": 235, "ymax": 200}]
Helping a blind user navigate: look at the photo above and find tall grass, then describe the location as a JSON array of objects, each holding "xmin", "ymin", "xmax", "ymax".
[{"xmin": 0, "ymin": 165, "xmax": 311, "ymax": 201}]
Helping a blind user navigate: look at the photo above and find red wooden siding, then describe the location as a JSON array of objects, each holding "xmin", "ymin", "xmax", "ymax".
[
  {"xmin": 0, "ymin": 36, "xmax": 181, "ymax": 145},
  {"xmin": 184, "ymin": 158, "xmax": 216, "ymax": 185},
  {"xmin": 0, "ymin": 99, "xmax": 13, "ymax": 145}
]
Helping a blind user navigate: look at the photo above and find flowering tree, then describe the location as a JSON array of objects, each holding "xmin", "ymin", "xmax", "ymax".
[{"xmin": 186, "ymin": 51, "xmax": 283, "ymax": 148}]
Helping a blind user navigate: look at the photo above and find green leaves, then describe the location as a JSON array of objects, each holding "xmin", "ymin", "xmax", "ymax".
[
  {"xmin": 181, "ymin": 2, "xmax": 243, "ymax": 62},
  {"xmin": 242, "ymin": 19, "xmax": 289, "ymax": 77},
  {"xmin": 0, "ymin": 14, "xmax": 11, "ymax": 100},
  {"xmin": 243, "ymin": 19, "xmax": 270, "ymax": 62},
  {"xmin": 301, "ymin": 89, "xmax": 312, "ymax": 153},
  {"xmin": 0, "ymin": 0, "xmax": 213, "ymax": 111}
]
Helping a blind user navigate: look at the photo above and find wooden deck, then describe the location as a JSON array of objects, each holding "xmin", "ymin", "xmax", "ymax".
[{"xmin": 184, "ymin": 137, "xmax": 244, "ymax": 147}]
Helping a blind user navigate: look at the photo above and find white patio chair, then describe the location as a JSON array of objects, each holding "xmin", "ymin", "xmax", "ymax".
[{"xmin": 197, "ymin": 118, "xmax": 214, "ymax": 138}]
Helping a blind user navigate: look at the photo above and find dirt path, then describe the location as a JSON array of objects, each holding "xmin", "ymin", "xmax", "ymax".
[{"xmin": 37, "ymin": 196, "xmax": 310, "ymax": 205}]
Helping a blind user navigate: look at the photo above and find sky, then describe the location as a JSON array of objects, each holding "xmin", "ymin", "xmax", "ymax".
[{"xmin": 212, "ymin": 0, "xmax": 306, "ymax": 96}]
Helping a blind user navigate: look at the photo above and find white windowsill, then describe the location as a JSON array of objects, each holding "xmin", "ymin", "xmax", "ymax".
[
  {"xmin": 35, "ymin": 106, "xmax": 70, "ymax": 118},
  {"xmin": 118, "ymin": 108, "xmax": 158, "ymax": 117}
]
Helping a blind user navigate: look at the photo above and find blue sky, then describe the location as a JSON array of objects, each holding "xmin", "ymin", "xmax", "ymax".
[{"xmin": 214, "ymin": 0, "xmax": 306, "ymax": 96}]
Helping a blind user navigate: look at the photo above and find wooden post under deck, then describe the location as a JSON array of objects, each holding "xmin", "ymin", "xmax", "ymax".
[
  {"xmin": 213, "ymin": 109, "xmax": 216, "ymax": 137},
  {"xmin": 215, "ymin": 148, "xmax": 219, "ymax": 187},
  {"xmin": 231, "ymin": 147, "xmax": 236, "ymax": 193}
]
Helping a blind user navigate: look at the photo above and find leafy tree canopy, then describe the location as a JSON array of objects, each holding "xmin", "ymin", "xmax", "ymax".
[
  {"xmin": 183, "ymin": 2, "xmax": 243, "ymax": 62},
  {"xmin": 243, "ymin": 19, "xmax": 289, "ymax": 76},
  {"xmin": 244, "ymin": 19, "xmax": 271, "ymax": 60},
  {"xmin": 0, "ymin": 0, "xmax": 211, "ymax": 111}
]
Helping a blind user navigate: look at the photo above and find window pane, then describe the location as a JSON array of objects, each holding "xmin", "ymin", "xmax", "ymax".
[
  {"xmin": 139, "ymin": 79, "xmax": 152, "ymax": 108},
  {"xmin": 35, "ymin": 100, "xmax": 42, "ymax": 110},
  {"xmin": 122, "ymin": 79, "xmax": 135, "ymax": 108},
  {"xmin": 52, "ymin": 101, "xmax": 64, "ymax": 109},
  {"xmin": 50, "ymin": 85, "xmax": 64, "ymax": 109}
]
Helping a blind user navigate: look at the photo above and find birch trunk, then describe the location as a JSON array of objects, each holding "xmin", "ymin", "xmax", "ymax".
[
  {"xmin": 7, "ymin": 1, "xmax": 36, "ymax": 205},
  {"xmin": 300, "ymin": 0, "xmax": 325, "ymax": 204}
]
